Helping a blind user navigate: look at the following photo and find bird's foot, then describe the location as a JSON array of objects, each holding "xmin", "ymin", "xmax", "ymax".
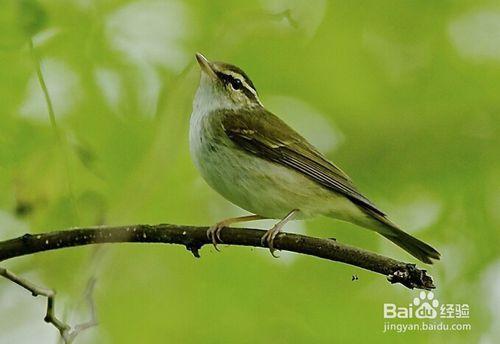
[
  {"xmin": 260, "ymin": 223, "xmax": 284, "ymax": 258},
  {"xmin": 260, "ymin": 209, "xmax": 299, "ymax": 258},
  {"xmin": 206, "ymin": 214, "xmax": 266, "ymax": 252},
  {"xmin": 206, "ymin": 222, "xmax": 226, "ymax": 251}
]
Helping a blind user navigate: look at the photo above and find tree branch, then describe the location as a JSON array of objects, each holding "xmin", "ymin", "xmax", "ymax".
[
  {"xmin": 0, "ymin": 267, "xmax": 97, "ymax": 343},
  {"xmin": 0, "ymin": 224, "xmax": 435, "ymax": 290}
]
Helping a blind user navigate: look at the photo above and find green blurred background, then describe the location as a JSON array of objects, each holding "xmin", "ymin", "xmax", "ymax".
[{"xmin": 1, "ymin": 0, "xmax": 499, "ymax": 343}]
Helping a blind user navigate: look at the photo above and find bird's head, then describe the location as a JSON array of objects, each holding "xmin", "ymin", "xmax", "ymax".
[{"xmin": 194, "ymin": 53, "xmax": 263, "ymax": 110}]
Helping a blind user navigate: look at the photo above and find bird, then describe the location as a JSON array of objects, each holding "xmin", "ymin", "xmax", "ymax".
[{"xmin": 189, "ymin": 53, "xmax": 440, "ymax": 264}]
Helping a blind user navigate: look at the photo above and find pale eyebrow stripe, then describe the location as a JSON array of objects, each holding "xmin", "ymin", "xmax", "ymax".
[
  {"xmin": 225, "ymin": 71, "xmax": 258, "ymax": 96},
  {"xmin": 216, "ymin": 70, "xmax": 263, "ymax": 106}
]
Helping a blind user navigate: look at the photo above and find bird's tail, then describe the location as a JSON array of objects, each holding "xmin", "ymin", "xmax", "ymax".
[
  {"xmin": 357, "ymin": 210, "xmax": 441, "ymax": 264},
  {"xmin": 380, "ymin": 225, "xmax": 440, "ymax": 264}
]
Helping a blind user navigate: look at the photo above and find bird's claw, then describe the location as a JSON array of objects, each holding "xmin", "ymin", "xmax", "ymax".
[
  {"xmin": 260, "ymin": 225, "xmax": 282, "ymax": 258},
  {"xmin": 206, "ymin": 223, "xmax": 225, "ymax": 251}
]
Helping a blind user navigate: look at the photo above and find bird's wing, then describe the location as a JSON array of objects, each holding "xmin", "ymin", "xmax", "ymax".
[{"xmin": 221, "ymin": 107, "xmax": 386, "ymax": 216}]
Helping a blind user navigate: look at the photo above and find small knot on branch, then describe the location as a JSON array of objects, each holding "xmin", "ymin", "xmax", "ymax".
[
  {"xmin": 387, "ymin": 264, "xmax": 435, "ymax": 290},
  {"xmin": 21, "ymin": 233, "xmax": 32, "ymax": 243},
  {"xmin": 185, "ymin": 242, "xmax": 203, "ymax": 258}
]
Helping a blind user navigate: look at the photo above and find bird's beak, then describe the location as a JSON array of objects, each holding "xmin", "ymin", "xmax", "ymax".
[{"xmin": 195, "ymin": 53, "xmax": 217, "ymax": 80}]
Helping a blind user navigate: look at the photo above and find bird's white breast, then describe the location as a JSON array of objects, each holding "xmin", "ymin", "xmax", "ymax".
[{"xmin": 189, "ymin": 80, "xmax": 366, "ymax": 221}]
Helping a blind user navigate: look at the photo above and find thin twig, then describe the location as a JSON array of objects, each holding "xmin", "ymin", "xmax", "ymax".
[
  {"xmin": 0, "ymin": 267, "xmax": 69, "ymax": 340},
  {"xmin": 65, "ymin": 277, "xmax": 98, "ymax": 343},
  {"xmin": 29, "ymin": 39, "xmax": 58, "ymax": 134},
  {"xmin": 28, "ymin": 39, "xmax": 80, "ymax": 221},
  {"xmin": 0, "ymin": 224, "xmax": 436, "ymax": 290},
  {"xmin": 0, "ymin": 267, "xmax": 98, "ymax": 343}
]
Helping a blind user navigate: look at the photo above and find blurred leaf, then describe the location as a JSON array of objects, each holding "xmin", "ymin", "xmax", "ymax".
[{"xmin": 18, "ymin": 0, "xmax": 48, "ymax": 37}]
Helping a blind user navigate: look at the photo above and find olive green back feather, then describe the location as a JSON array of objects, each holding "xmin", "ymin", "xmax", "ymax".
[{"xmin": 220, "ymin": 107, "xmax": 386, "ymax": 217}]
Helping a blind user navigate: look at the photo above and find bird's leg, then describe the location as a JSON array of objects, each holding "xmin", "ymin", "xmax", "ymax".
[
  {"xmin": 261, "ymin": 209, "xmax": 299, "ymax": 258},
  {"xmin": 207, "ymin": 214, "xmax": 265, "ymax": 251}
]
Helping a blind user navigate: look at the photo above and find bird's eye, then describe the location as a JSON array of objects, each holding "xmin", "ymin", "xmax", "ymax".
[{"xmin": 230, "ymin": 78, "xmax": 242, "ymax": 90}]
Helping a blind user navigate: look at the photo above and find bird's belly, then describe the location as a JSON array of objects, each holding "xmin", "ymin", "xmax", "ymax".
[{"xmin": 191, "ymin": 139, "xmax": 345, "ymax": 219}]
